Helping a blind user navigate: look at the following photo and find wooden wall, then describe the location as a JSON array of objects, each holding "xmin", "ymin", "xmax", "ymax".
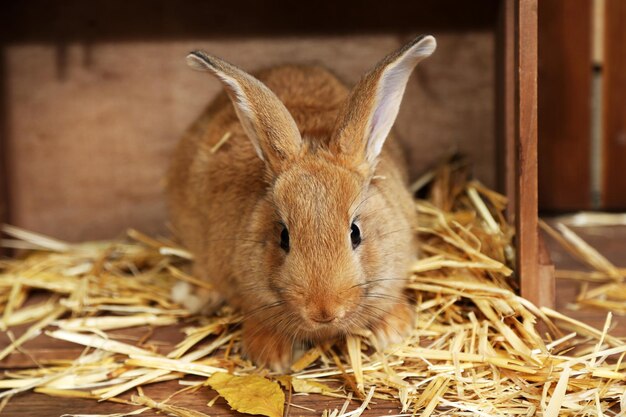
[
  {"xmin": 0, "ymin": 1, "xmax": 498, "ymax": 242},
  {"xmin": 538, "ymin": 0, "xmax": 626, "ymax": 211},
  {"xmin": 602, "ymin": 0, "xmax": 626, "ymax": 209},
  {"xmin": 538, "ymin": 0, "xmax": 592, "ymax": 211}
]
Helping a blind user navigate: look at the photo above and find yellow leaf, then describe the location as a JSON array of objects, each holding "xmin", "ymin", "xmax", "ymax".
[
  {"xmin": 291, "ymin": 379, "xmax": 335, "ymax": 395},
  {"xmin": 206, "ymin": 373, "xmax": 284, "ymax": 417},
  {"xmin": 275, "ymin": 375, "xmax": 292, "ymax": 390},
  {"xmin": 275, "ymin": 376, "xmax": 336, "ymax": 395}
]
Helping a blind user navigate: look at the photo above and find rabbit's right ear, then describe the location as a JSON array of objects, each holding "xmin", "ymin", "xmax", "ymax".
[
  {"xmin": 330, "ymin": 35, "xmax": 436, "ymax": 172},
  {"xmin": 187, "ymin": 51, "xmax": 302, "ymax": 174}
]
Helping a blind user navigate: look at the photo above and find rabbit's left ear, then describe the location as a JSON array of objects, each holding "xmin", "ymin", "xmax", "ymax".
[
  {"xmin": 330, "ymin": 35, "xmax": 436, "ymax": 168},
  {"xmin": 187, "ymin": 51, "xmax": 302, "ymax": 175}
]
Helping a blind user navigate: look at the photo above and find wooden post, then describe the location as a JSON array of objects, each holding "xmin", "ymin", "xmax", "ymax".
[
  {"xmin": 496, "ymin": 0, "xmax": 516, "ymax": 210},
  {"xmin": 602, "ymin": 0, "xmax": 626, "ymax": 208},
  {"xmin": 499, "ymin": 0, "xmax": 552, "ymax": 307},
  {"xmin": 515, "ymin": 0, "xmax": 541, "ymax": 306},
  {"xmin": 0, "ymin": 48, "xmax": 9, "ymax": 254},
  {"xmin": 538, "ymin": 0, "xmax": 592, "ymax": 211}
]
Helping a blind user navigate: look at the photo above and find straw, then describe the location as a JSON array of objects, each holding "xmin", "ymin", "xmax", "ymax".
[{"xmin": 1, "ymin": 161, "xmax": 625, "ymax": 416}]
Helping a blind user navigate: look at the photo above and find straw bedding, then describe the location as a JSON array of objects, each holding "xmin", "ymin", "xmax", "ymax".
[{"xmin": 0, "ymin": 162, "xmax": 624, "ymax": 416}]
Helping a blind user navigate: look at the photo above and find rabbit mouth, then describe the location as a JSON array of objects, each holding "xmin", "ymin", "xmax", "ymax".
[
  {"xmin": 297, "ymin": 324, "xmax": 345, "ymax": 342},
  {"xmin": 299, "ymin": 310, "xmax": 362, "ymax": 337}
]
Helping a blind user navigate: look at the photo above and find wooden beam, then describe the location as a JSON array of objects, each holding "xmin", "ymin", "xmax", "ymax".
[
  {"xmin": 500, "ymin": 0, "xmax": 548, "ymax": 307},
  {"xmin": 496, "ymin": 0, "xmax": 516, "ymax": 208},
  {"xmin": 515, "ymin": 0, "xmax": 539, "ymax": 302},
  {"xmin": 538, "ymin": 0, "xmax": 592, "ymax": 211},
  {"xmin": 1, "ymin": 0, "xmax": 499, "ymax": 42},
  {"xmin": 0, "ymin": 48, "xmax": 10, "ymax": 254},
  {"xmin": 516, "ymin": 0, "xmax": 542, "ymax": 307},
  {"xmin": 602, "ymin": 0, "xmax": 626, "ymax": 209}
]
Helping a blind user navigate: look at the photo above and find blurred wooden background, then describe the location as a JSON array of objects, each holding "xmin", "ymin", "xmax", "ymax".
[
  {"xmin": 0, "ymin": 0, "xmax": 500, "ymax": 242},
  {"xmin": 0, "ymin": 0, "xmax": 624, "ymax": 244},
  {"xmin": 539, "ymin": 0, "xmax": 626, "ymax": 211}
]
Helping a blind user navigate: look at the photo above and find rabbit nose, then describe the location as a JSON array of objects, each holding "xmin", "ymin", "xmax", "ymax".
[
  {"xmin": 309, "ymin": 306, "xmax": 345, "ymax": 324},
  {"xmin": 311, "ymin": 311, "xmax": 336, "ymax": 323},
  {"xmin": 311, "ymin": 315, "xmax": 334, "ymax": 324}
]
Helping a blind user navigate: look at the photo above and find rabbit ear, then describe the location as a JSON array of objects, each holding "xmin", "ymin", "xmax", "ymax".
[
  {"xmin": 187, "ymin": 51, "xmax": 302, "ymax": 172},
  {"xmin": 331, "ymin": 35, "xmax": 436, "ymax": 168}
]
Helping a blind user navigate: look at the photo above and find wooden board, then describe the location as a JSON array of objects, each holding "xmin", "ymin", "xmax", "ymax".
[
  {"xmin": 2, "ymin": 34, "xmax": 495, "ymax": 242},
  {"xmin": 497, "ymin": 0, "xmax": 545, "ymax": 307},
  {"xmin": 0, "ymin": 0, "xmax": 499, "ymax": 41},
  {"xmin": 496, "ymin": 0, "xmax": 516, "ymax": 207},
  {"xmin": 2, "ymin": 380, "xmax": 357, "ymax": 417},
  {"xmin": 544, "ymin": 221, "xmax": 626, "ymax": 338},
  {"xmin": 0, "ymin": 49, "xmax": 8, "ymax": 255},
  {"xmin": 602, "ymin": 0, "xmax": 626, "ymax": 209},
  {"xmin": 514, "ymin": 0, "xmax": 542, "ymax": 307},
  {"xmin": 538, "ymin": 0, "xmax": 592, "ymax": 211}
]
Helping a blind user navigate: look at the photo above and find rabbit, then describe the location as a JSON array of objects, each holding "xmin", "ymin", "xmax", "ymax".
[{"xmin": 167, "ymin": 35, "xmax": 436, "ymax": 371}]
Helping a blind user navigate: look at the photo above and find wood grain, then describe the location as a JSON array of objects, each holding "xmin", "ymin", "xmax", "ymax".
[
  {"xmin": 517, "ymin": 0, "xmax": 543, "ymax": 305},
  {"xmin": 0, "ymin": 48, "xmax": 9, "ymax": 255},
  {"xmin": 545, "ymin": 221, "xmax": 626, "ymax": 338},
  {"xmin": 602, "ymin": 0, "xmax": 626, "ymax": 209},
  {"xmin": 538, "ymin": 0, "xmax": 592, "ymax": 211},
  {"xmin": 1, "ymin": 381, "xmax": 360, "ymax": 417},
  {"xmin": 2, "ymin": 35, "xmax": 495, "ymax": 241},
  {"xmin": 496, "ymin": 0, "xmax": 516, "ymax": 211},
  {"xmin": 0, "ymin": 0, "xmax": 499, "ymax": 41},
  {"xmin": 499, "ymin": 0, "xmax": 545, "ymax": 306}
]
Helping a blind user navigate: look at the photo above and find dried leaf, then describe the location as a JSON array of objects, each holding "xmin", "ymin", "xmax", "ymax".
[
  {"xmin": 291, "ymin": 379, "xmax": 336, "ymax": 395},
  {"xmin": 276, "ymin": 376, "xmax": 335, "ymax": 395},
  {"xmin": 205, "ymin": 373, "xmax": 284, "ymax": 417}
]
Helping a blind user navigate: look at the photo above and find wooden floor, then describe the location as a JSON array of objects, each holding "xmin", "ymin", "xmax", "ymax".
[
  {"xmin": 2, "ymin": 222, "xmax": 625, "ymax": 416},
  {"xmin": 544, "ymin": 221, "xmax": 626, "ymax": 336}
]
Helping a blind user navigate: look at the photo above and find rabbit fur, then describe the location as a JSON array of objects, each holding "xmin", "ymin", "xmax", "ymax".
[{"xmin": 167, "ymin": 35, "xmax": 436, "ymax": 371}]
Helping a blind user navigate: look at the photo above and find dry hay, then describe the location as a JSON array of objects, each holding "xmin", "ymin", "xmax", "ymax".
[
  {"xmin": 541, "ymin": 217, "xmax": 626, "ymax": 316},
  {"xmin": 1, "ymin": 161, "xmax": 625, "ymax": 417}
]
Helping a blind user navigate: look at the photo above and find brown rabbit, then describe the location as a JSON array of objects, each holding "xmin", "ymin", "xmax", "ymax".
[{"xmin": 167, "ymin": 35, "xmax": 436, "ymax": 371}]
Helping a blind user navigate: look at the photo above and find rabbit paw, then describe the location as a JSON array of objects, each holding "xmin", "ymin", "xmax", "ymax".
[
  {"xmin": 242, "ymin": 320, "xmax": 293, "ymax": 372},
  {"xmin": 171, "ymin": 281, "xmax": 223, "ymax": 315},
  {"xmin": 370, "ymin": 300, "xmax": 414, "ymax": 350}
]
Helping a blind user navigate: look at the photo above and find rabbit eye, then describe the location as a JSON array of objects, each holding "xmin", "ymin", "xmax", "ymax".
[
  {"xmin": 280, "ymin": 225, "xmax": 290, "ymax": 252},
  {"xmin": 350, "ymin": 223, "xmax": 361, "ymax": 249}
]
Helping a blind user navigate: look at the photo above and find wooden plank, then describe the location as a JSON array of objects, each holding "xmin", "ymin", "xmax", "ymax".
[
  {"xmin": 499, "ymin": 0, "xmax": 549, "ymax": 306},
  {"xmin": 1, "ymin": 381, "xmax": 351, "ymax": 417},
  {"xmin": 537, "ymin": 0, "xmax": 592, "ymax": 211},
  {"xmin": 543, "ymin": 220, "xmax": 626, "ymax": 337},
  {"xmin": 514, "ymin": 0, "xmax": 544, "ymax": 307},
  {"xmin": 1, "ymin": 0, "xmax": 499, "ymax": 42},
  {"xmin": 499, "ymin": 0, "xmax": 546, "ymax": 306},
  {"xmin": 602, "ymin": 0, "xmax": 626, "ymax": 208},
  {"xmin": 3, "ymin": 35, "xmax": 496, "ymax": 242},
  {"xmin": 496, "ymin": 0, "xmax": 516, "ymax": 209},
  {"xmin": 0, "ymin": 48, "xmax": 10, "ymax": 250}
]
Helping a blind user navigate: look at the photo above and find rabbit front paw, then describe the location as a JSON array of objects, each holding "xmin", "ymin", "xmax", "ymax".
[{"xmin": 242, "ymin": 319, "xmax": 293, "ymax": 372}]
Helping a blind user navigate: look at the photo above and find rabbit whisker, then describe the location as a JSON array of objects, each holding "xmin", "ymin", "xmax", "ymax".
[
  {"xmin": 347, "ymin": 276, "xmax": 410, "ymax": 291},
  {"xmin": 240, "ymin": 300, "xmax": 286, "ymax": 322}
]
